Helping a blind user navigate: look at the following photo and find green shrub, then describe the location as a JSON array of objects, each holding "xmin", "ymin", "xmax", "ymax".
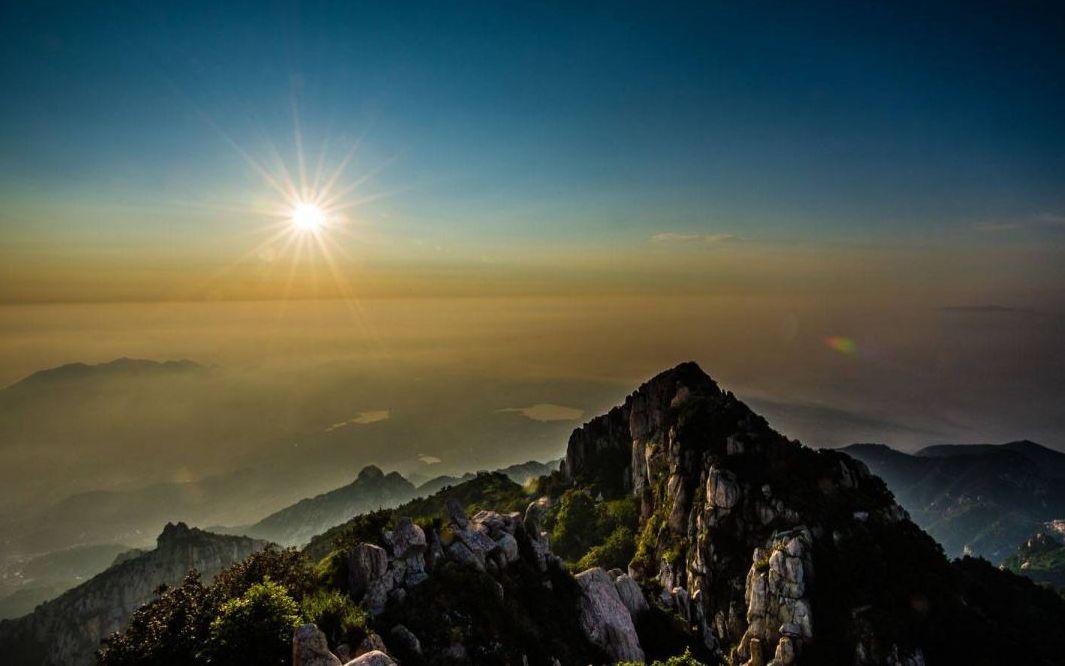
[
  {"xmin": 576, "ymin": 526, "xmax": 636, "ymax": 571},
  {"xmin": 209, "ymin": 547, "xmax": 314, "ymax": 605},
  {"xmin": 314, "ymin": 549, "xmax": 349, "ymax": 591},
  {"xmin": 551, "ymin": 490, "xmax": 600, "ymax": 559},
  {"xmin": 618, "ymin": 647, "xmax": 707, "ymax": 666},
  {"xmin": 301, "ymin": 589, "xmax": 367, "ymax": 646},
  {"xmin": 202, "ymin": 579, "xmax": 301, "ymax": 665},
  {"xmin": 97, "ymin": 571, "xmax": 211, "ymax": 665}
]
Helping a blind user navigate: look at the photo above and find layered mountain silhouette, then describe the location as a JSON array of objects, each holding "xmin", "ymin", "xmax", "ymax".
[
  {"xmin": 0, "ymin": 357, "xmax": 594, "ymax": 560},
  {"xmin": 842, "ymin": 441, "xmax": 1065, "ymax": 562},
  {"xmin": 241, "ymin": 466, "xmax": 417, "ymax": 546},
  {"xmin": 6, "ymin": 363, "xmax": 1065, "ymax": 665},
  {"xmin": 237, "ymin": 460, "xmax": 561, "ymax": 546}
]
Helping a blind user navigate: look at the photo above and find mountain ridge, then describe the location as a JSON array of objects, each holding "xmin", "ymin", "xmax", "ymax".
[
  {"xmin": 0, "ymin": 523, "xmax": 267, "ymax": 666},
  {"xmin": 2, "ymin": 357, "xmax": 205, "ymax": 392},
  {"xmin": 842, "ymin": 441, "xmax": 1065, "ymax": 561},
  {"xmin": 559, "ymin": 362, "xmax": 1065, "ymax": 663},
  {"xmin": 9, "ymin": 363, "xmax": 1065, "ymax": 664},
  {"xmin": 238, "ymin": 460, "xmax": 562, "ymax": 546}
]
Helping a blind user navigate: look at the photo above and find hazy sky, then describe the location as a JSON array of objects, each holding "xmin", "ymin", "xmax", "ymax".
[
  {"xmin": 2, "ymin": 1, "xmax": 1064, "ymax": 303},
  {"xmin": 1, "ymin": 0, "xmax": 1065, "ymax": 472}
]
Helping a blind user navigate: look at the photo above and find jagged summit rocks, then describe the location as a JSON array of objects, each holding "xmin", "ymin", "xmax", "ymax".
[
  {"xmin": 300, "ymin": 500, "xmax": 621, "ymax": 660},
  {"xmin": 340, "ymin": 499, "xmax": 553, "ymax": 617},
  {"xmin": 278, "ymin": 362, "xmax": 1065, "ymax": 665},
  {"xmin": 563, "ymin": 362, "xmax": 946, "ymax": 664}
]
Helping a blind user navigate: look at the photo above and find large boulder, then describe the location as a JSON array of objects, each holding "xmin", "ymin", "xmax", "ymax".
[
  {"xmin": 471, "ymin": 509, "xmax": 507, "ymax": 536},
  {"xmin": 293, "ymin": 623, "xmax": 342, "ymax": 666},
  {"xmin": 447, "ymin": 498, "xmax": 469, "ymax": 528},
  {"xmin": 497, "ymin": 532, "xmax": 520, "ymax": 564},
  {"xmin": 447, "ymin": 540, "xmax": 485, "ymax": 571},
  {"xmin": 706, "ymin": 465, "xmax": 740, "ymax": 511},
  {"xmin": 389, "ymin": 624, "xmax": 423, "ymax": 657},
  {"xmin": 347, "ymin": 543, "xmax": 389, "ymax": 597},
  {"xmin": 614, "ymin": 574, "xmax": 649, "ymax": 618},
  {"xmin": 388, "ymin": 517, "xmax": 427, "ymax": 559},
  {"xmin": 347, "ymin": 543, "xmax": 393, "ymax": 614},
  {"xmin": 453, "ymin": 523, "xmax": 500, "ymax": 561},
  {"xmin": 574, "ymin": 567, "xmax": 645, "ymax": 662},
  {"xmin": 524, "ymin": 498, "xmax": 550, "ymax": 536},
  {"xmin": 343, "ymin": 650, "xmax": 396, "ymax": 666}
]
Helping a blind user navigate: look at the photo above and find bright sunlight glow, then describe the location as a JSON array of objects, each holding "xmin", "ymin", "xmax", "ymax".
[{"xmin": 291, "ymin": 203, "xmax": 325, "ymax": 231}]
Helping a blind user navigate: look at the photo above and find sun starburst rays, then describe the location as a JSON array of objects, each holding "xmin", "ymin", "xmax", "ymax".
[{"xmin": 181, "ymin": 111, "xmax": 391, "ymax": 310}]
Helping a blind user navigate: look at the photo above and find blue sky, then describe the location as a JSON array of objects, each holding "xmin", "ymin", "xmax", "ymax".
[{"xmin": 2, "ymin": 1, "xmax": 1064, "ymax": 297}]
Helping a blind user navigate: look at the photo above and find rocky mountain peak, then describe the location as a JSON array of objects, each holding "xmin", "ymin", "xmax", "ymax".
[
  {"xmin": 563, "ymin": 361, "xmax": 758, "ymax": 498},
  {"xmin": 562, "ymin": 361, "xmax": 956, "ymax": 663},
  {"xmin": 357, "ymin": 465, "xmax": 386, "ymax": 482},
  {"xmin": 1020, "ymin": 531, "xmax": 1062, "ymax": 554},
  {"xmin": 156, "ymin": 521, "xmax": 192, "ymax": 547}
]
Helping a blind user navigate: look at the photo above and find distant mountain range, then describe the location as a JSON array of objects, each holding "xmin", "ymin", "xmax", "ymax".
[
  {"xmin": 3, "ymin": 363, "xmax": 1065, "ymax": 664},
  {"xmin": 0, "ymin": 457, "xmax": 560, "ymax": 618},
  {"xmin": 235, "ymin": 459, "xmax": 560, "ymax": 546},
  {"xmin": 0, "ymin": 356, "xmax": 599, "ymax": 557},
  {"xmin": 2, "ymin": 358, "xmax": 203, "ymax": 392},
  {"xmin": 841, "ymin": 440, "xmax": 1065, "ymax": 562}
]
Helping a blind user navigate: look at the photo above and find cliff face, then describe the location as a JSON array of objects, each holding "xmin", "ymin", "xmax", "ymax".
[
  {"xmin": 0, "ymin": 523, "xmax": 267, "ymax": 666},
  {"xmin": 563, "ymin": 363, "xmax": 969, "ymax": 664}
]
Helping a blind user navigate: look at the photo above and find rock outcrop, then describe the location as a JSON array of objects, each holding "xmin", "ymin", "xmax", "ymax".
[
  {"xmin": 574, "ymin": 567, "xmax": 644, "ymax": 662},
  {"xmin": 340, "ymin": 499, "xmax": 556, "ymax": 618},
  {"xmin": 293, "ymin": 623, "xmax": 343, "ymax": 666},
  {"xmin": 561, "ymin": 362, "xmax": 1000, "ymax": 663},
  {"xmin": 346, "ymin": 649, "xmax": 396, "ymax": 666},
  {"xmin": 0, "ymin": 523, "xmax": 267, "ymax": 666},
  {"xmin": 297, "ymin": 498, "xmax": 578, "ymax": 664},
  {"xmin": 293, "ymin": 623, "xmax": 398, "ymax": 666},
  {"xmin": 614, "ymin": 572, "xmax": 649, "ymax": 618}
]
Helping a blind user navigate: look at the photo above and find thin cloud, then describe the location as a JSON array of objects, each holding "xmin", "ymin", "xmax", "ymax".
[
  {"xmin": 1034, "ymin": 213, "xmax": 1065, "ymax": 226},
  {"xmin": 973, "ymin": 221, "xmax": 1023, "ymax": 232},
  {"xmin": 498, "ymin": 403, "xmax": 584, "ymax": 422},
  {"xmin": 651, "ymin": 232, "xmax": 737, "ymax": 244},
  {"xmin": 325, "ymin": 410, "xmax": 391, "ymax": 431},
  {"xmin": 940, "ymin": 305, "xmax": 1039, "ymax": 315},
  {"xmin": 973, "ymin": 213, "xmax": 1065, "ymax": 233}
]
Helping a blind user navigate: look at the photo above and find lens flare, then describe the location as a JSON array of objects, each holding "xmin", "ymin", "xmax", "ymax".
[{"xmin": 826, "ymin": 336, "xmax": 857, "ymax": 355}]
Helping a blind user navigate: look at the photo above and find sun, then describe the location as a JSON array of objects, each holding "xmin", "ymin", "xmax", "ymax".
[{"xmin": 291, "ymin": 203, "xmax": 325, "ymax": 232}]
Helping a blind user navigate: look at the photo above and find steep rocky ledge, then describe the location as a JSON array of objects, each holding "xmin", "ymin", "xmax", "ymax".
[
  {"xmin": 562, "ymin": 362, "xmax": 1060, "ymax": 664},
  {"xmin": 0, "ymin": 523, "xmax": 267, "ymax": 666}
]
